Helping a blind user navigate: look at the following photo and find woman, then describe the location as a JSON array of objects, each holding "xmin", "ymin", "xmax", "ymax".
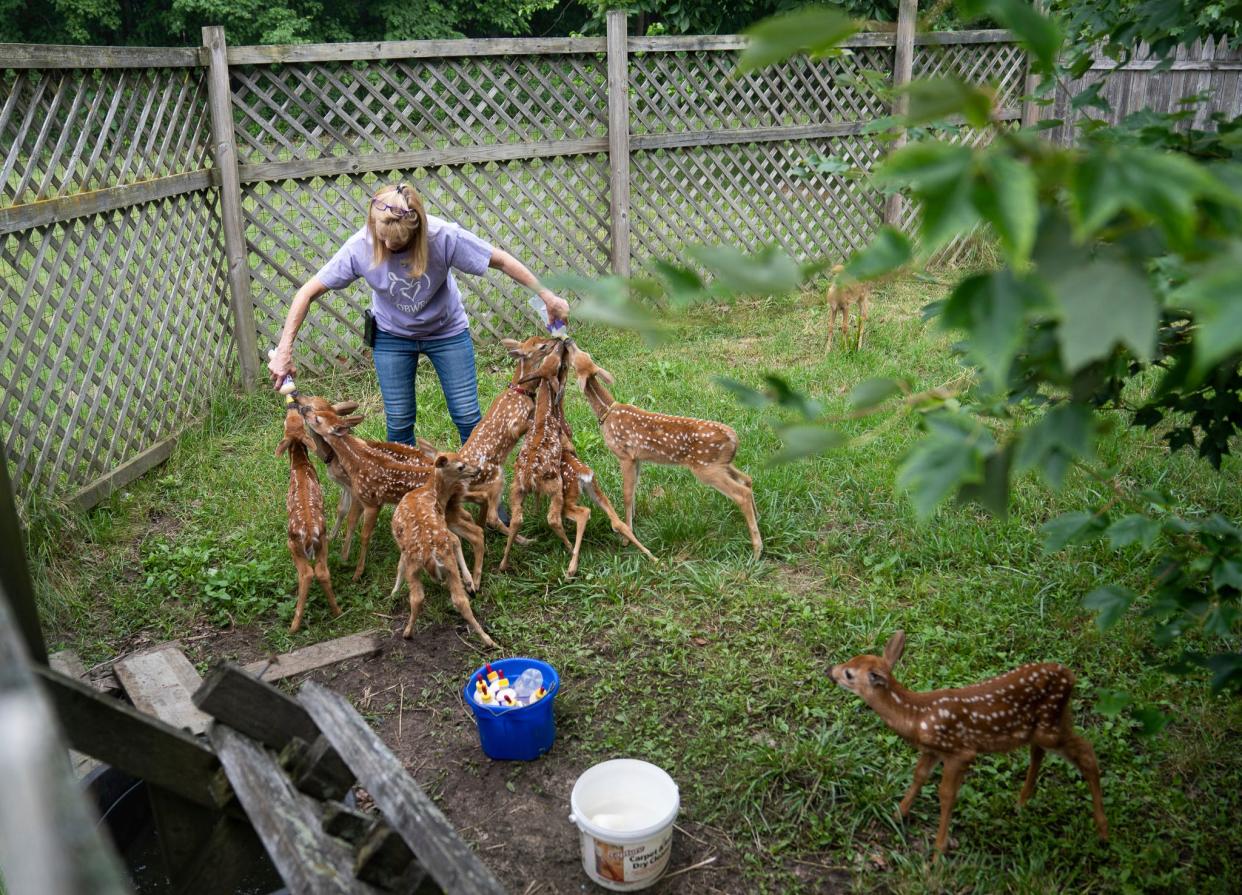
[{"xmin": 267, "ymin": 182, "xmax": 569, "ymax": 446}]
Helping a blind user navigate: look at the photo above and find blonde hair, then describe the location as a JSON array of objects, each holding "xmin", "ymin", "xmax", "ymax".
[{"xmin": 367, "ymin": 182, "xmax": 429, "ymax": 277}]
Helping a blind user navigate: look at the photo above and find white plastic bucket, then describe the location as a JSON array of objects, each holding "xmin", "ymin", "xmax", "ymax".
[{"xmin": 569, "ymin": 759, "xmax": 679, "ymax": 891}]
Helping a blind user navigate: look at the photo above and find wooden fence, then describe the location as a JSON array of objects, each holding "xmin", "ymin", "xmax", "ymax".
[{"xmin": 2, "ymin": 11, "xmax": 1237, "ymax": 513}]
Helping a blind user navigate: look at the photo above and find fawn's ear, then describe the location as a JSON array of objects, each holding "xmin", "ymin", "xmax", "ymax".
[
  {"xmin": 434, "ymin": 454, "xmax": 449, "ymax": 468},
  {"xmin": 501, "ymin": 338, "xmax": 524, "ymax": 358},
  {"xmin": 596, "ymin": 366, "xmax": 615, "ymax": 386},
  {"xmin": 333, "ymin": 401, "xmax": 359, "ymax": 414},
  {"xmin": 867, "ymin": 668, "xmax": 889, "ymax": 688},
  {"xmin": 882, "ymin": 630, "xmax": 906, "ymax": 668},
  {"xmin": 274, "ymin": 437, "xmax": 291, "ymax": 457}
]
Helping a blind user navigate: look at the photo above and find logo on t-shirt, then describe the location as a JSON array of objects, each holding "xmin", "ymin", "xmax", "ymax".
[{"xmin": 387, "ymin": 272, "xmax": 433, "ymax": 315}]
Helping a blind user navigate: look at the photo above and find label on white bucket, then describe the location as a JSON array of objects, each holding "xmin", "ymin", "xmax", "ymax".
[{"xmin": 591, "ymin": 834, "xmax": 671, "ymax": 885}]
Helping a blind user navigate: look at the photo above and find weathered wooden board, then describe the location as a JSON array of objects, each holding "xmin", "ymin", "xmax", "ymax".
[
  {"xmin": 300, "ymin": 682, "xmax": 507, "ymax": 895},
  {"xmin": 209, "ymin": 724, "xmax": 383, "ymax": 895},
  {"xmin": 35, "ymin": 666, "xmax": 220, "ymax": 808},
  {"xmin": 244, "ymin": 632, "xmax": 384, "ymax": 682},
  {"xmin": 47, "ymin": 650, "xmax": 100, "ymax": 778},
  {"xmin": 114, "ymin": 644, "xmax": 211, "ymax": 735}
]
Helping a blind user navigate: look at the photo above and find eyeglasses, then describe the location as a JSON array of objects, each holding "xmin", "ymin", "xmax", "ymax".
[{"xmin": 371, "ymin": 199, "xmax": 417, "ymax": 220}]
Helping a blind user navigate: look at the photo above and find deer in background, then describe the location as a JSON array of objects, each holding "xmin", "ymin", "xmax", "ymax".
[
  {"xmin": 296, "ymin": 396, "xmax": 436, "ymax": 550},
  {"xmin": 390, "ymin": 452, "xmax": 493, "ymax": 645},
  {"xmin": 825, "ymin": 263, "xmax": 871, "ymax": 351},
  {"xmin": 566, "ymin": 343, "xmax": 762, "ymax": 559},
  {"xmin": 459, "ymin": 335, "xmax": 564, "ymax": 538},
  {"xmin": 275, "ymin": 409, "xmax": 340, "ymax": 633},
  {"xmin": 828, "ymin": 631, "xmax": 1108, "ymax": 855},
  {"xmin": 499, "ymin": 340, "xmax": 567, "ymax": 572}
]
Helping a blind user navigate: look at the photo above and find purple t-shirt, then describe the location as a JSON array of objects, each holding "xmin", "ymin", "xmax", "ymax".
[{"xmin": 315, "ymin": 215, "xmax": 494, "ymax": 339}]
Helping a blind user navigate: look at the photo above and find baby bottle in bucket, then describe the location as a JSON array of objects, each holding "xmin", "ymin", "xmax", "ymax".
[{"xmin": 569, "ymin": 759, "xmax": 680, "ymax": 891}]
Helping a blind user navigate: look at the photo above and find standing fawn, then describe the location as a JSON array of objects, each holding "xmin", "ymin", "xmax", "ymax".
[
  {"xmin": 459, "ymin": 335, "xmax": 564, "ymax": 536},
  {"xmin": 828, "ymin": 631, "xmax": 1108, "ymax": 855},
  {"xmin": 825, "ymin": 263, "xmax": 871, "ymax": 351},
  {"xmin": 566, "ymin": 343, "xmax": 762, "ymax": 558},
  {"xmin": 296, "ymin": 398, "xmax": 481, "ymax": 584},
  {"xmin": 297, "ymin": 396, "xmax": 436, "ymax": 548},
  {"xmin": 275, "ymin": 410, "xmax": 340, "ymax": 633},
  {"xmin": 390, "ymin": 453, "xmax": 494, "ymax": 646},
  {"xmin": 499, "ymin": 341, "xmax": 567, "ymax": 572}
]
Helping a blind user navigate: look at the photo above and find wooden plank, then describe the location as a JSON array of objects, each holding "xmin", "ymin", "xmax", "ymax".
[
  {"xmin": 0, "ymin": 447, "xmax": 45, "ymax": 663},
  {"xmin": 607, "ymin": 9, "xmax": 632, "ymax": 277},
  {"xmin": 243, "ymin": 631, "xmax": 384, "ymax": 682},
  {"xmin": 171, "ymin": 815, "xmax": 272, "ymax": 895},
  {"xmin": 194, "ymin": 662, "xmax": 323, "ymax": 747},
  {"xmin": 625, "ymin": 29, "xmax": 1013, "ymax": 53},
  {"xmin": 630, "ymin": 121, "xmax": 869, "ymax": 151},
  {"xmin": 1021, "ymin": 1, "xmax": 1048, "ymax": 128},
  {"xmin": 300, "ymin": 682, "xmax": 507, "ymax": 895},
  {"xmin": 236, "ymin": 137, "xmax": 609, "ymax": 184},
  {"xmin": 70, "ymin": 433, "xmax": 177, "ymax": 510},
  {"xmin": 0, "ymin": 43, "xmax": 202, "ymax": 69},
  {"xmin": 353, "ymin": 824, "xmax": 425, "ymax": 892},
  {"xmin": 884, "ymin": 0, "xmax": 919, "ymax": 227},
  {"xmin": 203, "ymin": 25, "xmax": 260, "ymax": 394},
  {"xmin": 226, "ymin": 37, "xmax": 606, "ymax": 65},
  {"xmin": 47, "ymin": 651, "xmax": 100, "ymax": 777},
  {"xmin": 114, "ymin": 644, "xmax": 212, "ymax": 735},
  {"xmin": 1089, "ymin": 59, "xmax": 1242, "ymax": 72},
  {"xmin": 33, "ymin": 665, "xmax": 220, "ymax": 809},
  {"xmin": 209, "ymin": 723, "xmax": 383, "ymax": 895}
]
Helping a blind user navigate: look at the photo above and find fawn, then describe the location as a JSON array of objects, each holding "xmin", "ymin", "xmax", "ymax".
[
  {"xmin": 566, "ymin": 343, "xmax": 762, "ymax": 558},
  {"xmin": 275, "ymin": 409, "xmax": 340, "ymax": 633},
  {"xmin": 459, "ymin": 335, "xmax": 564, "ymax": 536},
  {"xmin": 296, "ymin": 397, "xmax": 482, "ymax": 584},
  {"xmin": 390, "ymin": 452, "xmax": 494, "ymax": 645},
  {"xmin": 296, "ymin": 396, "xmax": 436, "ymax": 547},
  {"xmin": 825, "ymin": 263, "xmax": 870, "ymax": 351},
  {"xmin": 828, "ymin": 631, "xmax": 1108, "ymax": 855},
  {"xmin": 498, "ymin": 341, "xmax": 567, "ymax": 572}
]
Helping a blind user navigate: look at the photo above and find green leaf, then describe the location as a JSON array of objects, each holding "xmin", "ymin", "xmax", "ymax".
[
  {"xmin": 1013, "ymin": 404, "xmax": 1094, "ymax": 488},
  {"xmin": 876, "ymin": 141, "xmax": 974, "ymax": 191},
  {"xmin": 897, "ymin": 415, "xmax": 989, "ymax": 520},
  {"xmin": 650, "ymin": 259, "xmax": 705, "ymax": 307},
  {"xmin": 955, "ymin": 445, "xmax": 1012, "ymax": 519},
  {"xmin": 976, "ymin": 0, "xmax": 1063, "ymax": 74},
  {"xmin": 1094, "ymin": 688, "xmax": 1133, "ymax": 716},
  {"xmin": 903, "ymin": 77, "xmax": 995, "ymax": 129},
  {"xmin": 842, "ymin": 227, "xmax": 911, "ymax": 281},
  {"xmin": 1042, "ymin": 511, "xmax": 1104, "ymax": 552},
  {"xmin": 1211, "ymin": 558, "xmax": 1242, "ymax": 592},
  {"xmin": 1132, "ymin": 706, "xmax": 1171, "ymax": 737},
  {"xmin": 1205, "ymin": 653, "xmax": 1242, "ymax": 693},
  {"xmin": 738, "ymin": 7, "xmax": 860, "ymax": 73},
  {"xmin": 973, "ymin": 150, "xmax": 1038, "ymax": 267},
  {"xmin": 687, "ymin": 244, "xmax": 804, "ymax": 296},
  {"xmin": 770, "ymin": 425, "xmax": 848, "ymax": 463},
  {"xmin": 1105, "ymin": 514, "xmax": 1161, "ymax": 550},
  {"xmin": 762, "ymin": 375, "xmax": 823, "ymax": 420},
  {"xmin": 1051, "ymin": 260, "xmax": 1158, "ymax": 371},
  {"xmin": 546, "ymin": 273, "xmax": 666, "ymax": 343},
  {"xmin": 713, "ymin": 377, "xmax": 772, "ymax": 410},
  {"xmin": 848, "ymin": 377, "xmax": 902, "ymax": 411},
  {"xmin": 942, "ymin": 270, "xmax": 1043, "ymax": 390},
  {"xmin": 1070, "ymin": 81, "xmax": 1111, "ymax": 113},
  {"xmin": 1082, "ymin": 584, "xmax": 1137, "ymax": 631},
  {"xmin": 1171, "ymin": 247, "xmax": 1242, "ymax": 373}
]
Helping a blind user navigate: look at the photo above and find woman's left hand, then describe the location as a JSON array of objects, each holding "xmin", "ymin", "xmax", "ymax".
[{"xmin": 541, "ymin": 291, "xmax": 570, "ymax": 323}]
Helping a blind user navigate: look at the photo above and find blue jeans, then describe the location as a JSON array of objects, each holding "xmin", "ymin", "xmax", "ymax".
[{"xmin": 372, "ymin": 327, "xmax": 482, "ymax": 445}]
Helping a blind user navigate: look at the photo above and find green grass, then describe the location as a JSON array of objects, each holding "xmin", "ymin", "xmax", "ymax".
[{"xmin": 29, "ymin": 274, "xmax": 1242, "ymax": 893}]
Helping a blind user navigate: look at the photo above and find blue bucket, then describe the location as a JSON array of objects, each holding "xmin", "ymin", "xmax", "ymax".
[{"xmin": 464, "ymin": 657, "xmax": 560, "ymax": 761}]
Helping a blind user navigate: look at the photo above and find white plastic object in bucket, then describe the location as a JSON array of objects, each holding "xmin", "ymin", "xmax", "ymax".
[{"xmin": 569, "ymin": 759, "xmax": 679, "ymax": 891}]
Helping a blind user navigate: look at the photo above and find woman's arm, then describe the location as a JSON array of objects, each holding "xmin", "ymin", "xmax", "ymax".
[
  {"xmin": 267, "ymin": 276, "xmax": 329, "ymax": 386},
  {"xmin": 488, "ymin": 248, "xmax": 570, "ymax": 323}
]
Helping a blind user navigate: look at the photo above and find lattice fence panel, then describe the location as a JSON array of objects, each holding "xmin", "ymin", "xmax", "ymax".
[
  {"xmin": 631, "ymin": 136, "xmax": 887, "ymax": 267},
  {"xmin": 0, "ymin": 66, "xmax": 211, "ymax": 206},
  {"xmin": 242, "ymin": 153, "xmax": 611, "ymax": 373},
  {"xmin": 1, "ymin": 191, "xmax": 233, "ymax": 506},
  {"xmin": 629, "ymin": 47, "xmax": 894, "ymax": 133},
  {"xmin": 230, "ymin": 55, "xmax": 609, "ymax": 164},
  {"xmin": 913, "ymin": 40, "xmax": 1027, "ymax": 110}
]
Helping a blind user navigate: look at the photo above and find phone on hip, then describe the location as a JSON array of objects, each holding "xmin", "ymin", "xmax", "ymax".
[{"xmin": 363, "ymin": 309, "xmax": 377, "ymax": 348}]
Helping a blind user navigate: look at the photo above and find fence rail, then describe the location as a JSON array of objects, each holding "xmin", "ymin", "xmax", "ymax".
[{"xmin": 3, "ymin": 13, "xmax": 1238, "ymax": 513}]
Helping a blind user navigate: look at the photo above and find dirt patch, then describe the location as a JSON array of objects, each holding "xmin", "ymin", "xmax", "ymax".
[{"xmin": 183, "ymin": 616, "xmax": 821, "ymax": 894}]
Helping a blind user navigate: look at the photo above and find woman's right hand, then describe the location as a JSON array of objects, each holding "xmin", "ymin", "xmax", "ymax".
[{"xmin": 268, "ymin": 344, "xmax": 295, "ymax": 389}]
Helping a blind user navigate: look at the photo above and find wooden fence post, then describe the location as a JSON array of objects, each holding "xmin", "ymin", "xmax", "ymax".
[
  {"xmin": 606, "ymin": 9, "xmax": 632, "ymax": 277},
  {"xmin": 1021, "ymin": 0, "xmax": 1047, "ymax": 129},
  {"xmin": 883, "ymin": 0, "xmax": 918, "ymax": 228},
  {"xmin": 202, "ymin": 25, "xmax": 260, "ymax": 393}
]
